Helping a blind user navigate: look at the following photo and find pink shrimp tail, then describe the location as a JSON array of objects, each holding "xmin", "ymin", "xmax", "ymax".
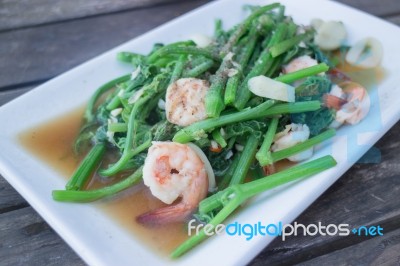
[
  {"xmin": 328, "ymin": 68, "xmax": 351, "ymax": 82},
  {"xmin": 136, "ymin": 203, "xmax": 192, "ymax": 226},
  {"xmin": 263, "ymin": 164, "xmax": 276, "ymax": 175},
  {"xmin": 323, "ymin": 94, "xmax": 348, "ymax": 110}
]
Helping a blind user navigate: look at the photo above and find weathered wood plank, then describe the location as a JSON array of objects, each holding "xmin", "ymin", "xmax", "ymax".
[
  {"xmin": 0, "ymin": 87, "xmax": 34, "ymax": 213},
  {"xmin": 0, "ymin": 85, "xmax": 85, "ymax": 264},
  {"xmin": 0, "ymin": 0, "xmax": 191, "ymax": 31},
  {"xmin": 1, "ymin": 0, "xmax": 397, "ymax": 90},
  {"xmin": 0, "ymin": 176, "xmax": 29, "ymax": 214},
  {"xmin": 0, "ymin": 0, "xmax": 211, "ymax": 90},
  {"xmin": 298, "ymin": 227, "xmax": 400, "ymax": 266},
  {"xmin": 1, "ymin": 0, "xmax": 398, "ymax": 32},
  {"xmin": 0, "ymin": 207, "xmax": 85, "ymax": 266},
  {"xmin": 336, "ymin": 0, "xmax": 400, "ymax": 17},
  {"xmin": 0, "ymin": 86, "xmax": 35, "ymax": 213},
  {"xmin": 250, "ymin": 122, "xmax": 400, "ymax": 266}
]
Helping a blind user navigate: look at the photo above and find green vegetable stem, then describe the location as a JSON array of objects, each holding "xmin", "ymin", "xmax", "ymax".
[{"xmin": 171, "ymin": 155, "xmax": 337, "ymax": 258}]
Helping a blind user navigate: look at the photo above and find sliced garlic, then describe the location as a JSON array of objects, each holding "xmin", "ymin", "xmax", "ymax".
[
  {"xmin": 110, "ymin": 108, "xmax": 123, "ymax": 117},
  {"xmin": 128, "ymin": 87, "xmax": 144, "ymax": 104},
  {"xmin": 224, "ymin": 150, "xmax": 233, "ymax": 160},
  {"xmin": 106, "ymin": 131, "xmax": 115, "ymax": 144},
  {"xmin": 190, "ymin": 33, "xmax": 212, "ymax": 48},
  {"xmin": 248, "ymin": 75, "xmax": 295, "ymax": 102},
  {"xmin": 223, "ymin": 52, "xmax": 234, "ymax": 61},
  {"xmin": 314, "ymin": 21, "xmax": 346, "ymax": 51},
  {"xmin": 130, "ymin": 66, "xmax": 141, "ymax": 80},
  {"xmin": 210, "ymin": 140, "xmax": 219, "ymax": 150},
  {"xmin": 220, "ymin": 128, "xmax": 226, "ymax": 138},
  {"xmin": 345, "ymin": 37, "xmax": 383, "ymax": 69},
  {"xmin": 235, "ymin": 144, "xmax": 244, "ymax": 152},
  {"xmin": 157, "ymin": 99, "xmax": 166, "ymax": 110},
  {"xmin": 227, "ymin": 68, "xmax": 239, "ymax": 77}
]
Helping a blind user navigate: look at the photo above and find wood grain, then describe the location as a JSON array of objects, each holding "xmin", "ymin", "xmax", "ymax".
[
  {"xmin": 298, "ymin": 227, "xmax": 400, "ymax": 266},
  {"xmin": 1, "ymin": 0, "xmax": 398, "ymax": 90},
  {"xmin": 0, "ymin": 87, "xmax": 34, "ymax": 213},
  {"xmin": 1, "ymin": 0, "xmax": 399, "ymax": 32},
  {"xmin": 336, "ymin": 0, "xmax": 400, "ymax": 17},
  {"xmin": 0, "ymin": 0, "xmax": 399, "ymax": 265},
  {"xmin": 0, "ymin": 177, "xmax": 29, "ymax": 214},
  {"xmin": 0, "ymin": 207, "xmax": 85, "ymax": 266},
  {"xmin": 0, "ymin": 0, "xmax": 211, "ymax": 90},
  {"xmin": 0, "ymin": 0, "xmax": 193, "ymax": 31},
  {"xmin": 0, "ymin": 85, "xmax": 84, "ymax": 265},
  {"xmin": 249, "ymin": 122, "xmax": 400, "ymax": 265}
]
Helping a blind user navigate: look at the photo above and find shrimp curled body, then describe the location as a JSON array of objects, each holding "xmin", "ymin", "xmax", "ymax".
[
  {"xmin": 283, "ymin": 55, "xmax": 319, "ymax": 74},
  {"xmin": 271, "ymin": 123, "xmax": 313, "ymax": 162},
  {"xmin": 326, "ymin": 82, "xmax": 370, "ymax": 128},
  {"xmin": 137, "ymin": 141, "xmax": 208, "ymax": 225},
  {"xmin": 165, "ymin": 78, "xmax": 210, "ymax": 126},
  {"xmin": 282, "ymin": 55, "xmax": 321, "ymax": 86}
]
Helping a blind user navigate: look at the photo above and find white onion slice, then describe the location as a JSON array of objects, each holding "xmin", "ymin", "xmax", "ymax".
[
  {"xmin": 345, "ymin": 37, "xmax": 383, "ymax": 69},
  {"xmin": 314, "ymin": 21, "xmax": 346, "ymax": 51},
  {"xmin": 248, "ymin": 75, "xmax": 295, "ymax": 102},
  {"xmin": 187, "ymin": 143, "xmax": 216, "ymax": 192}
]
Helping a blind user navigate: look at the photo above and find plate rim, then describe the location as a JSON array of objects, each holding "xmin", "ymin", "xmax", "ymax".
[{"xmin": 1, "ymin": 0, "xmax": 400, "ymax": 265}]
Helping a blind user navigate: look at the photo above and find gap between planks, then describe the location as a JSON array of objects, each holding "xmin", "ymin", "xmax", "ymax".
[
  {"xmin": 0, "ymin": 0, "xmax": 211, "ymax": 89},
  {"xmin": 0, "ymin": 206, "xmax": 86, "ymax": 266},
  {"xmin": 0, "ymin": 3, "xmax": 399, "ymax": 91},
  {"xmin": 0, "ymin": 0, "xmax": 199, "ymax": 32},
  {"xmin": 297, "ymin": 226, "xmax": 400, "ymax": 266},
  {"xmin": 1, "ymin": 0, "xmax": 399, "ymax": 33}
]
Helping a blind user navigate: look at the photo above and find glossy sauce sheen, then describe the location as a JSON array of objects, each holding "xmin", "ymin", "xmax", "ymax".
[
  {"xmin": 335, "ymin": 51, "xmax": 386, "ymax": 90},
  {"xmin": 19, "ymin": 107, "xmax": 188, "ymax": 255}
]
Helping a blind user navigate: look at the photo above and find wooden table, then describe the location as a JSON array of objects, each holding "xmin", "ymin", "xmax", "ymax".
[{"xmin": 1, "ymin": 0, "xmax": 399, "ymax": 265}]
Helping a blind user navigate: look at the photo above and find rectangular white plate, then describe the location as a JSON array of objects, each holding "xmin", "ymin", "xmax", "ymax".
[{"xmin": 1, "ymin": 0, "xmax": 399, "ymax": 265}]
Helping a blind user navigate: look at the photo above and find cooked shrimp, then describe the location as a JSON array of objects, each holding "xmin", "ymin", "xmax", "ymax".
[
  {"xmin": 165, "ymin": 78, "xmax": 210, "ymax": 126},
  {"xmin": 282, "ymin": 55, "xmax": 321, "ymax": 86},
  {"xmin": 262, "ymin": 164, "xmax": 276, "ymax": 175},
  {"xmin": 137, "ymin": 141, "xmax": 208, "ymax": 225},
  {"xmin": 271, "ymin": 123, "xmax": 313, "ymax": 162},
  {"xmin": 283, "ymin": 55, "xmax": 319, "ymax": 74},
  {"xmin": 325, "ymin": 82, "xmax": 370, "ymax": 128}
]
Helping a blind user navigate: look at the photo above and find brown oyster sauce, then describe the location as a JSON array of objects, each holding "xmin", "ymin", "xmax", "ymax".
[
  {"xmin": 18, "ymin": 107, "xmax": 187, "ymax": 256},
  {"xmin": 18, "ymin": 63, "xmax": 385, "ymax": 256}
]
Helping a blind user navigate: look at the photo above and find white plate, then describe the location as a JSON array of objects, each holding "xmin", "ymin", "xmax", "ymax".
[{"xmin": 0, "ymin": 0, "xmax": 399, "ymax": 265}]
